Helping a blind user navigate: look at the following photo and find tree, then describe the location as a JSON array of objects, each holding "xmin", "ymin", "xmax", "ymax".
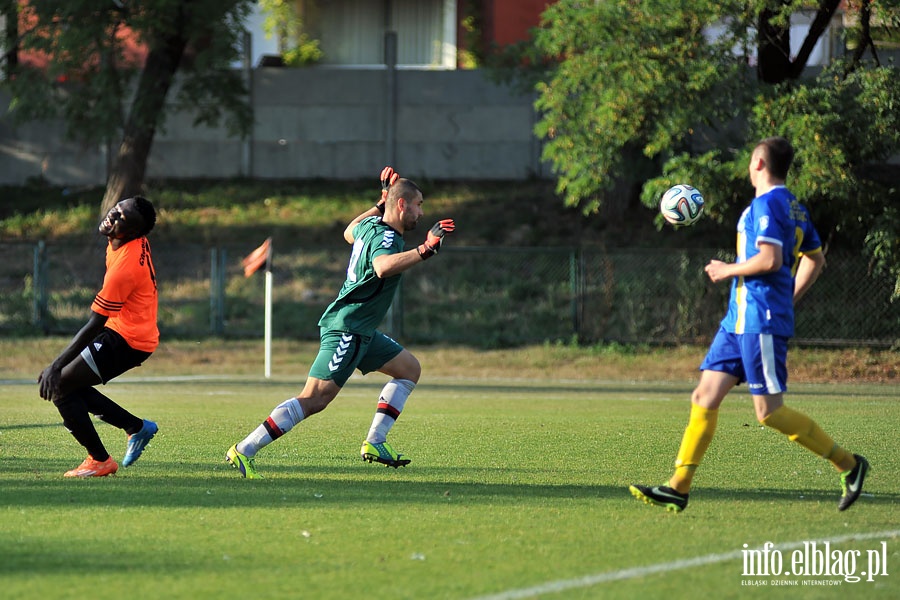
[
  {"xmin": 255, "ymin": 0, "xmax": 322, "ymax": 67},
  {"xmin": 523, "ymin": 0, "xmax": 900, "ymax": 297},
  {"xmin": 3, "ymin": 0, "xmax": 254, "ymax": 214},
  {"xmin": 1, "ymin": 1, "xmax": 18, "ymax": 80}
]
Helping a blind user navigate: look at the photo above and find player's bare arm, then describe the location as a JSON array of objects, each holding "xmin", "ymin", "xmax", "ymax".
[
  {"xmin": 373, "ymin": 250, "xmax": 429, "ymax": 278},
  {"xmin": 793, "ymin": 251, "xmax": 826, "ymax": 304},
  {"xmin": 344, "ymin": 206, "xmax": 382, "ymax": 244},
  {"xmin": 345, "ymin": 166, "xmax": 402, "ymax": 244},
  {"xmin": 705, "ymin": 242, "xmax": 782, "ymax": 283},
  {"xmin": 372, "ymin": 218, "xmax": 456, "ymax": 278}
]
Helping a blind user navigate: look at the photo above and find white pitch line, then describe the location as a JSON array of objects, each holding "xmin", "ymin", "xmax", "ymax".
[{"xmin": 469, "ymin": 529, "xmax": 900, "ymax": 600}]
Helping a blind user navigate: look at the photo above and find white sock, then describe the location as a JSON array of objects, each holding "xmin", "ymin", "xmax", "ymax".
[
  {"xmin": 366, "ymin": 379, "xmax": 415, "ymax": 444},
  {"xmin": 237, "ymin": 397, "xmax": 304, "ymax": 457}
]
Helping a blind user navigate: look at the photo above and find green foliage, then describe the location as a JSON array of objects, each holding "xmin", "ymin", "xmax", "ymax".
[
  {"xmin": 647, "ymin": 62, "xmax": 900, "ymax": 296},
  {"xmin": 640, "ymin": 150, "xmax": 749, "ymax": 226},
  {"xmin": 0, "ymin": 180, "xmax": 374, "ymax": 241},
  {"xmin": 169, "ymin": 7, "xmax": 255, "ymax": 138},
  {"xmin": 0, "ymin": 274, "xmax": 36, "ymax": 333},
  {"xmin": 282, "ymin": 35, "xmax": 324, "ymax": 67},
  {"xmin": 531, "ymin": 0, "xmax": 752, "ymax": 213},
  {"xmin": 526, "ymin": 0, "xmax": 900, "ymax": 297},
  {"xmin": 864, "ymin": 205, "xmax": 900, "ymax": 301},
  {"xmin": 257, "ymin": 0, "xmax": 303, "ymax": 47},
  {"xmin": 753, "ymin": 64, "xmax": 900, "ymax": 201},
  {"xmin": 753, "ymin": 65, "xmax": 900, "ymax": 290},
  {"xmin": 458, "ymin": 0, "xmax": 485, "ymax": 69},
  {"xmin": 256, "ymin": 0, "xmax": 322, "ymax": 67},
  {"xmin": 0, "ymin": 203, "xmax": 96, "ymax": 238},
  {"xmin": 5, "ymin": 0, "xmax": 254, "ymax": 143}
]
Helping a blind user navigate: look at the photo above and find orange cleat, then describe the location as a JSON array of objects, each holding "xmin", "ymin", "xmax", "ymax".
[{"xmin": 64, "ymin": 455, "xmax": 119, "ymax": 478}]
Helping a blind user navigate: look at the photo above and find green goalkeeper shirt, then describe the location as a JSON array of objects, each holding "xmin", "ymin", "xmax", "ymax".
[{"xmin": 317, "ymin": 216, "xmax": 405, "ymax": 336}]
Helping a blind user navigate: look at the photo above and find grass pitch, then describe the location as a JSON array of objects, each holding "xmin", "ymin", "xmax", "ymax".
[{"xmin": 1, "ymin": 372, "xmax": 897, "ymax": 599}]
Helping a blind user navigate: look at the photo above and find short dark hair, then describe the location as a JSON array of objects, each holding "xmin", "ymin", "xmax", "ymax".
[
  {"xmin": 132, "ymin": 196, "xmax": 156, "ymax": 235},
  {"xmin": 756, "ymin": 137, "xmax": 794, "ymax": 180},
  {"xmin": 387, "ymin": 178, "xmax": 423, "ymax": 204}
]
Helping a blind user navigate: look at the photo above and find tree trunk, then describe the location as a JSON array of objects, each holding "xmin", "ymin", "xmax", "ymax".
[
  {"xmin": 757, "ymin": 8, "xmax": 792, "ymax": 84},
  {"xmin": 849, "ymin": 0, "xmax": 879, "ymax": 70},
  {"xmin": 790, "ymin": 0, "xmax": 842, "ymax": 78},
  {"xmin": 2, "ymin": 0, "xmax": 18, "ymax": 80},
  {"xmin": 100, "ymin": 9, "xmax": 190, "ymax": 215},
  {"xmin": 758, "ymin": 1, "xmax": 843, "ymax": 84}
]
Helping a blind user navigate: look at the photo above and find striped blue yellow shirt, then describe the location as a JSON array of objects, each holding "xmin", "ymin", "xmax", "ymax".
[{"xmin": 719, "ymin": 186, "xmax": 822, "ymax": 336}]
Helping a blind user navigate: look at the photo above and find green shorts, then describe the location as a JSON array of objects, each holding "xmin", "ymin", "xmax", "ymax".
[{"xmin": 308, "ymin": 329, "xmax": 403, "ymax": 387}]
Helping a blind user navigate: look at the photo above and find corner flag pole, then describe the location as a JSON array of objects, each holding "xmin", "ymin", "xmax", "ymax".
[
  {"xmin": 241, "ymin": 237, "xmax": 274, "ymax": 379},
  {"xmin": 264, "ymin": 240, "xmax": 273, "ymax": 379}
]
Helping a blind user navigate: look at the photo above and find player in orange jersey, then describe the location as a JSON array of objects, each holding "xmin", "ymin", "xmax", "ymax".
[{"xmin": 38, "ymin": 196, "xmax": 160, "ymax": 477}]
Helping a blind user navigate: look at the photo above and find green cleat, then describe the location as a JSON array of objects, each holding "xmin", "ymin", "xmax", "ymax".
[
  {"xmin": 361, "ymin": 440, "xmax": 410, "ymax": 468},
  {"xmin": 838, "ymin": 454, "xmax": 870, "ymax": 511},
  {"xmin": 226, "ymin": 444, "xmax": 263, "ymax": 479},
  {"xmin": 629, "ymin": 484, "xmax": 688, "ymax": 512}
]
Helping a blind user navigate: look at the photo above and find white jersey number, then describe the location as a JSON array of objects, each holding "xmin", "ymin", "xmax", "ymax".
[{"xmin": 346, "ymin": 238, "xmax": 364, "ymax": 283}]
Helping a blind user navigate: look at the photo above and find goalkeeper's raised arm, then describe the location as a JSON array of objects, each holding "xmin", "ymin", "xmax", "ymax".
[
  {"xmin": 343, "ymin": 165, "xmax": 400, "ymax": 244},
  {"xmin": 372, "ymin": 175, "xmax": 454, "ymax": 277},
  {"xmin": 344, "ymin": 166, "xmax": 455, "ymax": 278}
]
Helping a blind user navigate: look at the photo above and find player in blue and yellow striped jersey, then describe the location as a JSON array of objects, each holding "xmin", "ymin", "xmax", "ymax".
[
  {"xmin": 226, "ymin": 167, "xmax": 455, "ymax": 478},
  {"xmin": 630, "ymin": 137, "xmax": 869, "ymax": 512}
]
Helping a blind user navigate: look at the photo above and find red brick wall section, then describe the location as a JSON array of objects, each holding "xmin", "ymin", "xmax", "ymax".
[{"xmin": 487, "ymin": 0, "xmax": 553, "ymax": 46}]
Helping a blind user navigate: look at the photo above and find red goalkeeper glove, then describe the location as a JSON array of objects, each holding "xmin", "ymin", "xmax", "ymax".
[
  {"xmin": 417, "ymin": 219, "xmax": 455, "ymax": 260},
  {"xmin": 377, "ymin": 166, "xmax": 400, "ymax": 214}
]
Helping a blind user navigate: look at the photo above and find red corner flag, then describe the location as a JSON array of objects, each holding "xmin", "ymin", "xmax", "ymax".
[{"xmin": 242, "ymin": 238, "xmax": 271, "ymax": 277}]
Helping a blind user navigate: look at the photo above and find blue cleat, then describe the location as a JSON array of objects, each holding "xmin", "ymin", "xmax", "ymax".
[{"xmin": 122, "ymin": 419, "xmax": 158, "ymax": 467}]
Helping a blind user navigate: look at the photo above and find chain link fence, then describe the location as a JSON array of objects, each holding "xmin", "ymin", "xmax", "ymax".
[{"xmin": 1, "ymin": 241, "xmax": 897, "ymax": 348}]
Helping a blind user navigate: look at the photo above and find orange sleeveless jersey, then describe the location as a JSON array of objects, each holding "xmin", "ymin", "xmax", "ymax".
[{"xmin": 91, "ymin": 237, "xmax": 159, "ymax": 352}]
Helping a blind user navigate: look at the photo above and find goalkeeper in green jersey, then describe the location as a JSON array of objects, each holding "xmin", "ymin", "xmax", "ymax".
[{"xmin": 226, "ymin": 167, "xmax": 455, "ymax": 478}]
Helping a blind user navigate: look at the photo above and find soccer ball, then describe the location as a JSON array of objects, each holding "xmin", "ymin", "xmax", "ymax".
[{"xmin": 660, "ymin": 184, "xmax": 704, "ymax": 226}]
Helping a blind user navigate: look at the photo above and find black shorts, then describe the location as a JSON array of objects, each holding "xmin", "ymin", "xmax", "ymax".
[{"xmin": 79, "ymin": 328, "xmax": 152, "ymax": 384}]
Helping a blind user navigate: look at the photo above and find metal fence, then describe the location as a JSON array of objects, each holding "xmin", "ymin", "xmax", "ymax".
[{"xmin": 2, "ymin": 241, "xmax": 897, "ymax": 348}]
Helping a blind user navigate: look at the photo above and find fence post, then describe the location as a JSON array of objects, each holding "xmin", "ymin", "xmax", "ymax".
[
  {"xmin": 210, "ymin": 247, "xmax": 226, "ymax": 335},
  {"xmin": 569, "ymin": 248, "xmax": 581, "ymax": 339},
  {"xmin": 385, "ymin": 278, "xmax": 403, "ymax": 339},
  {"xmin": 384, "ymin": 30, "xmax": 397, "ymax": 167},
  {"xmin": 33, "ymin": 241, "xmax": 48, "ymax": 330},
  {"xmin": 241, "ymin": 29, "xmax": 254, "ymax": 177},
  {"xmin": 210, "ymin": 248, "xmax": 218, "ymax": 334}
]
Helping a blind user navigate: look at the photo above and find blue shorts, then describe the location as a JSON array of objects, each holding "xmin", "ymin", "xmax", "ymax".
[
  {"xmin": 308, "ymin": 329, "xmax": 403, "ymax": 387},
  {"xmin": 700, "ymin": 327, "xmax": 788, "ymax": 395}
]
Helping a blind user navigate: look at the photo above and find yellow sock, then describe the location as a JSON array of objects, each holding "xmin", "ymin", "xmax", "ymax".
[
  {"xmin": 761, "ymin": 405, "xmax": 849, "ymax": 470},
  {"xmin": 669, "ymin": 404, "xmax": 718, "ymax": 494}
]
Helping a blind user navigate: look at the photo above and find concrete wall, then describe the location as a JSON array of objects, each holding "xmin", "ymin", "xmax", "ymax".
[
  {"xmin": 0, "ymin": 67, "xmax": 546, "ymax": 186},
  {"xmin": 0, "ymin": 109, "xmax": 109, "ymax": 186}
]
